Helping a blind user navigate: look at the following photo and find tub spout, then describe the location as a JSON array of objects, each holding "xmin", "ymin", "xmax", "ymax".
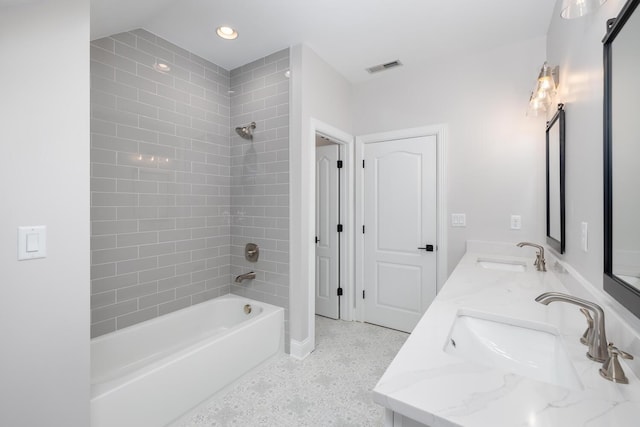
[{"xmin": 235, "ymin": 272, "xmax": 256, "ymax": 283}]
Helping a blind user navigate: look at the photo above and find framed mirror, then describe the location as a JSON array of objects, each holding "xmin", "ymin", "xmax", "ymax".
[
  {"xmin": 603, "ymin": 0, "xmax": 640, "ymax": 317},
  {"xmin": 546, "ymin": 104, "xmax": 565, "ymax": 254}
]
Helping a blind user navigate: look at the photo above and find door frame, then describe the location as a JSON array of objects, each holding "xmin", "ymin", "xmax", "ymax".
[
  {"xmin": 305, "ymin": 119, "xmax": 355, "ymax": 349},
  {"xmin": 355, "ymin": 125, "xmax": 447, "ymax": 322}
]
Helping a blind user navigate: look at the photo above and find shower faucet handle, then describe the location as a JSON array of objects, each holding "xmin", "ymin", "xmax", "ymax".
[{"xmin": 245, "ymin": 243, "xmax": 259, "ymax": 262}]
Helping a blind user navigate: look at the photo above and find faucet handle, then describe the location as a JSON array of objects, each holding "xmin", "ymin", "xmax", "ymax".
[
  {"xmin": 537, "ymin": 255, "xmax": 547, "ymax": 272},
  {"xmin": 610, "ymin": 344, "xmax": 634, "ymax": 361},
  {"xmin": 579, "ymin": 308, "xmax": 594, "ymax": 346},
  {"xmin": 599, "ymin": 343, "xmax": 634, "ymax": 384}
]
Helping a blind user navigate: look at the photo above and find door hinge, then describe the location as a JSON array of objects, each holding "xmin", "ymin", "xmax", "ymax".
[
  {"xmin": 362, "ymin": 290, "xmax": 366, "ymax": 299},
  {"xmin": 315, "ymin": 236, "xmax": 319, "ymax": 244},
  {"xmin": 362, "ymin": 159, "xmax": 365, "ymax": 168},
  {"xmin": 337, "ymin": 287, "xmax": 343, "ymax": 296},
  {"xmin": 362, "ymin": 225, "xmax": 365, "ymax": 234},
  {"xmin": 337, "ymin": 160, "xmax": 343, "ymax": 169},
  {"xmin": 337, "ymin": 224, "xmax": 343, "ymax": 233}
]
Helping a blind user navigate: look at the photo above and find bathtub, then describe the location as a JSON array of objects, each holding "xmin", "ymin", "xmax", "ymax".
[{"xmin": 90, "ymin": 294, "xmax": 284, "ymax": 427}]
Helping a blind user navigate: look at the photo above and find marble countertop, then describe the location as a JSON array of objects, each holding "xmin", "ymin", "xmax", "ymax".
[{"xmin": 373, "ymin": 250, "xmax": 640, "ymax": 427}]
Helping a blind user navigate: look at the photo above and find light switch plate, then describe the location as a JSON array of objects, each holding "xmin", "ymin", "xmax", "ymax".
[
  {"xmin": 18, "ymin": 226, "xmax": 47, "ymax": 260},
  {"xmin": 451, "ymin": 213, "xmax": 466, "ymax": 227},
  {"xmin": 510, "ymin": 215, "xmax": 522, "ymax": 230}
]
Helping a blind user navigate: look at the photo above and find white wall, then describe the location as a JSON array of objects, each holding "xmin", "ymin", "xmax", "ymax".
[
  {"xmin": 352, "ymin": 36, "xmax": 548, "ymax": 276},
  {"xmin": 289, "ymin": 45, "xmax": 352, "ymax": 351},
  {"xmin": 546, "ymin": 0, "xmax": 625, "ymax": 289},
  {"xmin": 0, "ymin": 0, "xmax": 90, "ymax": 425}
]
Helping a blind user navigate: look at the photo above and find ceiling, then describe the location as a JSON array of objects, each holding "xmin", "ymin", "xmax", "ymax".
[{"xmin": 91, "ymin": 0, "xmax": 556, "ymax": 84}]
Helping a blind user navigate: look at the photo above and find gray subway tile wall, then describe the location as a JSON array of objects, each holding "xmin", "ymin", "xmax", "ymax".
[
  {"xmin": 90, "ymin": 29, "xmax": 291, "ymax": 348},
  {"xmin": 229, "ymin": 49, "xmax": 290, "ymax": 348},
  {"xmin": 90, "ymin": 29, "xmax": 231, "ymax": 337}
]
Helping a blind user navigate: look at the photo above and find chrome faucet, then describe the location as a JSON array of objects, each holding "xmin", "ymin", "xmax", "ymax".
[
  {"xmin": 535, "ymin": 292, "xmax": 608, "ymax": 362},
  {"xmin": 235, "ymin": 271, "xmax": 256, "ymax": 283},
  {"xmin": 516, "ymin": 242, "xmax": 546, "ymax": 271}
]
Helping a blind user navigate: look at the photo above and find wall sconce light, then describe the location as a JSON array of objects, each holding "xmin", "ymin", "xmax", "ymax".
[
  {"xmin": 528, "ymin": 62, "xmax": 559, "ymax": 116},
  {"xmin": 561, "ymin": 0, "xmax": 608, "ymax": 19}
]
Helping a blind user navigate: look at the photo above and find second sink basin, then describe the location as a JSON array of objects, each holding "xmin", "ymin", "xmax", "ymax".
[
  {"xmin": 444, "ymin": 310, "xmax": 582, "ymax": 390},
  {"xmin": 477, "ymin": 258, "xmax": 526, "ymax": 272}
]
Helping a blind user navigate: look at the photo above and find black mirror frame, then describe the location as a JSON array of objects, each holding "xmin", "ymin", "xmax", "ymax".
[
  {"xmin": 546, "ymin": 103, "xmax": 566, "ymax": 254},
  {"xmin": 603, "ymin": 0, "xmax": 640, "ymax": 318}
]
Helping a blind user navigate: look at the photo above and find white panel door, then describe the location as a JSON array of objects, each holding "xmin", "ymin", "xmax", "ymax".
[
  {"xmin": 315, "ymin": 144, "xmax": 340, "ymax": 319},
  {"xmin": 363, "ymin": 136, "xmax": 437, "ymax": 332}
]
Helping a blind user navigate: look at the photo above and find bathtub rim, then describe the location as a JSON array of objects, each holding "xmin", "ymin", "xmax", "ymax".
[{"xmin": 90, "ymin": 294, "xmax": 283, "ymax": 400}]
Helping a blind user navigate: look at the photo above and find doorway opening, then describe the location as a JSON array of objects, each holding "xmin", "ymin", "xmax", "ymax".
[
  {"xmin": 301, "ymin": 118, "xmax": 355, "ymax": 357},
  {"xmin": 315, "ymin": 134, "xmax": 344, "ymax": 319}
]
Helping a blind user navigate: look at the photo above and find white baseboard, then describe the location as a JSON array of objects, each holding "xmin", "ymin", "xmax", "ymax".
[{"xmin": 289, "ymin": 337, "xmax": 314, "ymax": 360}]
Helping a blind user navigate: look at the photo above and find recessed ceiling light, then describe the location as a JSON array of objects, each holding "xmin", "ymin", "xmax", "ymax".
[
  {"xmin": 216, "ymin": 26, "xmax": 238, "ymax": 40},
  {"xmin": 153, "ymin": 62, "xmax": 171, "ymax": 73}
]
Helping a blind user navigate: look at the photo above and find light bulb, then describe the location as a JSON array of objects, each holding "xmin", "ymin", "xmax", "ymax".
[
  {"xmin": 216, "ymin": 26, "xmax": 238, "ymax": 40},
  {"xmin": 537, "ymin": 63, "xmax": 557, "ymax": 93}
]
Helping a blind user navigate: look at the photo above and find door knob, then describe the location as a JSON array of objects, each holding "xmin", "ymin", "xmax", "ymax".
[{"xmin": 418, "ymin": 244, "xmax": 434, "ymax": 252}]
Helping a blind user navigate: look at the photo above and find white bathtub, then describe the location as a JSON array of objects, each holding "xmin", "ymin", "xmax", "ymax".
[{"xmin": 90, "ymin": 294, "xmax": 284, "ymax": 427}]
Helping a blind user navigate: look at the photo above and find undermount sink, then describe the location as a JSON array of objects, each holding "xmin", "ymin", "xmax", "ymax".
[
  {"xmin": 444, "ymin": 310, "xmax": 582, "ymax": 390},
  {"xmin": 477, "ymin": 257, "xmax": 526, "ymax": 272}
]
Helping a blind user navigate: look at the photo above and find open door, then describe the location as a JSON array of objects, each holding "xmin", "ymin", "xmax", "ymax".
[{"xmin": 315, "ymin": 142, "xmax": 341, "ymax": 319}]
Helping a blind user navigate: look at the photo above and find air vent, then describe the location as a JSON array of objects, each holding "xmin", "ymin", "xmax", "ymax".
[{"xmin": 366, "ymin": 60, "xmax": 403, "ymax": 74}]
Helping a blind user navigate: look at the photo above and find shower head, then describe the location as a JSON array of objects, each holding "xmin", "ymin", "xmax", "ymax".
[{"xmin": 235, "ymin": 122, "xmax": 256, "ymax": 139}]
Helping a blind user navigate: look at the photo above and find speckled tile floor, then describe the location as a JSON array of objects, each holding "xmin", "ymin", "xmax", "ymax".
[{"xmin": 171, "ymin": 316, "xmax": 409, "ymax": 427}]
